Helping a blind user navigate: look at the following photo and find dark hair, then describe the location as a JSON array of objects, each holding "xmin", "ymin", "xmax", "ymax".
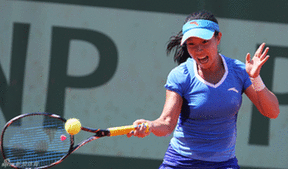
[{"xmin": 166, "ymin": 10, "xmax": 219, "ymax": 65}]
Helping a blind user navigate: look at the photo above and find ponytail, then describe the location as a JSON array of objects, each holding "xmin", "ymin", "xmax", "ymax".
[{"xmin": 166, "ymin": 31, "xmax": 190, "ymax": 65}]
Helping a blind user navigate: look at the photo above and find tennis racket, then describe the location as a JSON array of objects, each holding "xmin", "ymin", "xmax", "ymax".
[{"xmin": 0, "ymin": 112, "xmax": 149, "ymax": 169}]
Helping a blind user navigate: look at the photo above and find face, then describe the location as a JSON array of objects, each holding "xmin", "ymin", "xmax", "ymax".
[{"xmin": 186, "ymin": 32, "xmax": 222, "ymax": 70}]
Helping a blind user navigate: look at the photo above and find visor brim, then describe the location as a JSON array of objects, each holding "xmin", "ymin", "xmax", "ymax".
[{"xmin": 181, "ymin": 29, "xmax": 215, "ymax": 45}]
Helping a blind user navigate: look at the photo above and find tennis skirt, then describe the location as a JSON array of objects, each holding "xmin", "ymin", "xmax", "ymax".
[{"xmin": 159, "ymin": 144, "xmax": 240, "ymax": 169}]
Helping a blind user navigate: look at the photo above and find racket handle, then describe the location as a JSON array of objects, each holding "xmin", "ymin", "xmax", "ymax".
[{"xmin": 108, "ymin": 123, "xmax": 149, "ymax": 136}]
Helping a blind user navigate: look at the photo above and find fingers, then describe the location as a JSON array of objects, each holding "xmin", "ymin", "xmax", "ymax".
[
  {"xmin": 256, "ymin": 43, "xmax": 270, "ymax": 65},
  {"xmin": 127, "ymin": 119, "xmax": 151, "ymax": 138},
  {"xmin": 255, "ymin": 43, "xmax": 266, "ymax": 57},
  {"xmin": 127, "ymin": 131, "xmax": 133, "ymax": 138},
  {"xmin": 260, "ymin": 55, "xmax": 270, "ymax": 66},
  {"xmin": 260, "ymin": 47, "xmax": 269, "ymax": 60},
  {"xmin": 255, "ymin": 43, "xmax": 269, "ymax": 60},
  {"xmin": 246, "ymin": 53, "xmax": 251, "ymax": 63},
  {"xmin": 135, "ymin": 123, "xmax": 149, "ymax": 137},
  {"xmin": 132, "ymin": 119, "xmax": 146, "ymax": 126}
]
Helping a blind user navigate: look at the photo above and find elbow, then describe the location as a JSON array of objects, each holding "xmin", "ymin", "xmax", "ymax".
[
  {"xmin": 165, "ymin": 123, "xmax": 176, "ymax": 135},
  {"xmin": 258, "ymin": 101, "xmax": 280, "ymax": 119},
  {"xmin": 151, "ymin": 119, "xmax": 176, "ymax": 137},
  {"xmin": 165, "ymin": 126, "xmax": 175, "ymax": 136},
  {"xmin": 153, "ymin": 125, "xmax": 175, "ymax": 137},
  {"xmin": 268, "ymin": 114, "xmax": 278, "ymax": 119},
  {"xmin": 154, "ymin": 131, "xmax": 173, "ymax": 137},
  {"xmin": 263, "ymin": 108, "xmax": 280, "ymax": 119},
  {"xmin": 269, "ymin": 111, "xmax": 279, "ymax": 119}
]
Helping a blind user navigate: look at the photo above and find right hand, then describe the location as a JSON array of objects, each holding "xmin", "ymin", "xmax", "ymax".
[{"xmin": 127, "ymin": 119, "xmax": 152, "ymax": 138}]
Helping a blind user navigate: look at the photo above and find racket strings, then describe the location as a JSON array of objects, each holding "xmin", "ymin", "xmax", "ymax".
[{"xmin": 2, "ymin": 115, "xmax": 71, "ymax": 168}]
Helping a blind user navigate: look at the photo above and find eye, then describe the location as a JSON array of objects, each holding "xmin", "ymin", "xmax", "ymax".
[
  {"xmin": 187, "ymin": 42, "xmax": 194, "ymax": 46},
  {"xmin": 202, "ymin": 40, "xmax": 209, "ymax": 44}
]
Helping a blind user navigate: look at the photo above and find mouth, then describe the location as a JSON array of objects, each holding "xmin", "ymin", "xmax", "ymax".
[{"xmin": 198, "ymin": 56, "xmax": 209, "ymax": 64}]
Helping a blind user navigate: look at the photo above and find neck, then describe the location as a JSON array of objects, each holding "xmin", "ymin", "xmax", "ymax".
[
  {"xmin": 197, "ymin": 54, "xmax": 225, "ymax": 84},
  {"xmin": 198, "ymin": 54, "xmax": 223, "ymax": 75}
]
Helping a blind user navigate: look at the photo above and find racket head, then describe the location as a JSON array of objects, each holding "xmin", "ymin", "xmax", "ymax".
[{"xmin": 1, "ymin": 112, "xmax": 73, "ymax": 169}]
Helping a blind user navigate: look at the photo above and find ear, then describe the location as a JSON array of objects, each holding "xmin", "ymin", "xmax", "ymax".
[{"xmin": 216, "ymin": 32, "xmax": 222, "ymax": 45}]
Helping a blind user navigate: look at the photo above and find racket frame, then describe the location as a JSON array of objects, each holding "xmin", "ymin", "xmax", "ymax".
[
  {"xmin": 0, "ymin": 112, "xmax": 143, "ymax": 169},
  {"xmin": 1, "ymin": 112, "xmax": 74, "ymax": 169}
]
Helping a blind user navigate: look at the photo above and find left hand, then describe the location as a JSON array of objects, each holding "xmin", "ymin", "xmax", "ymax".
[{"xmin": 246, "ymin": 43, "xmax": 270, "ymax": 78}]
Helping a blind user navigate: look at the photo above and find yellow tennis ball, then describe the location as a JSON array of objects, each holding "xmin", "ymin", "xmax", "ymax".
[{"xmin": 65, "ymin": 118, "xmax": 81, "ymax": 135}]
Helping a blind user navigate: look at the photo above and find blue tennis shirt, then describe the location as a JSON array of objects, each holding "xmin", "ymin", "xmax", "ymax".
[{"xmin": 164, "ymin": 55, "xmax": 252, "ymax": 162}]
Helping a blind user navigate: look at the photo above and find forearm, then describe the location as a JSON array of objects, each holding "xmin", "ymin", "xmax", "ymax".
[
  {"xmin": 251, "ymin": 76, "xmax": 279, "ymax": 118},
  {"xmin": 150, "ymin": 117, "xmax": 177, "ymax": 137},
  {"xmin": 255, "ymin": 88, "xmax": 279, "ymax": 119},
  {"xmin": 149, "ymin": 90, "xmax": 182, "ymax": 137},
  {"xmin": 129, "ymin": 90, "xmax": 182, "ymax": 138}
]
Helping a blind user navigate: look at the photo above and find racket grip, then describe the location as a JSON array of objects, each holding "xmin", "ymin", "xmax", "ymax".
[{"xmin": 108, "ymin": 123, "xmax": 149, "ymax": 136}]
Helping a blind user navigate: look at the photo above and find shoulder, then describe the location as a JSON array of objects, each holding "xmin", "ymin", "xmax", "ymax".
[
  {"xmin": 167, "ymin": 60, "xmax": 191, "ymax": 82},
  {"xmin": 165, "ymin": 59, "xmax": 193, "ymax": 96},
  {"xmin": 222, "ymin": 54, "xmax": 251, "ymax": 90},
  {"xmin": 222, "ymin": 54, "xmax": 246, "ymax": 73}
]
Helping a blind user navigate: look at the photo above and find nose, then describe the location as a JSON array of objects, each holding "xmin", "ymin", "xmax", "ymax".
[{"xmin": 195, "ymin": 45, "xmax": 203, "ymax": 52}]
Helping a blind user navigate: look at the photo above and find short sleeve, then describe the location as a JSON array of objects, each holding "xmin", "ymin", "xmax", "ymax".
[
  {"xmin": 164, "ymin": 64, "xmax": 189, "ymax": 97},
  {"xmin": 243, "ymin": 71, "xmax": 252, "ymax": 90},
  {"xmin": 233, "ymin": 59, "xmax": 252, "ymax": 92}
]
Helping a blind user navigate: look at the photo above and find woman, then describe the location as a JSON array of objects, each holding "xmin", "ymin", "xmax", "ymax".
[{"xmin": 127, "ymin": 10, "xmax": 279, "ymax": 169}]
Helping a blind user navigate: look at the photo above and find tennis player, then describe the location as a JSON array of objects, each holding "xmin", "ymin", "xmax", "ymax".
[{"xmin": 128, "ymin": 10, "xmax": 280, "ymax": 169}]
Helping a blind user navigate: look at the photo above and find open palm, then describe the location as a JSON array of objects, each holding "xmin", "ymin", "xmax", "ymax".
[{"xmin": 246, "ymin": 43, "xmax": 270, "ymax": 78}]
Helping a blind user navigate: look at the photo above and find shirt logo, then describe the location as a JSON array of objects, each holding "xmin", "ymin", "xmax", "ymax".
[
  {"xmin": 189, "ymin": 21, "xmax": 199, "ymax": 26},
  {"xmin": 228, "ymin": 87, "xmax": 239, "ymax": 93}
]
